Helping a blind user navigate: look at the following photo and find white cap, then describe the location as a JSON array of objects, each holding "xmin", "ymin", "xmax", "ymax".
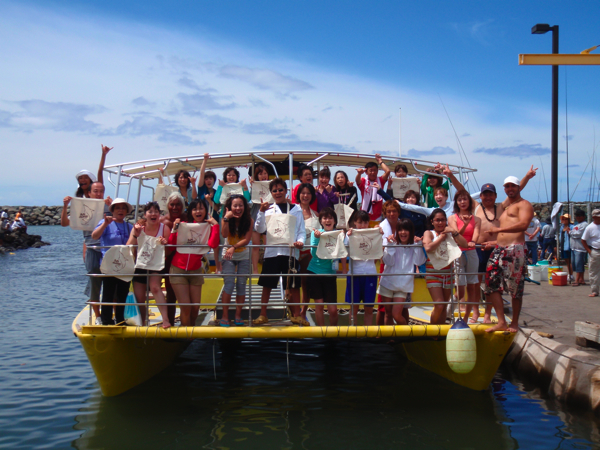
[
  {"xmin": 503, "ymin": 176, "xmax": 520, "ymax": 186},
  {"xmin": 109, "ymin": 198, "xmax": 133, "ymax": 214},
  {"xmin": 75, "ymin": 170, "xmax": 97, "ymax": 183}
]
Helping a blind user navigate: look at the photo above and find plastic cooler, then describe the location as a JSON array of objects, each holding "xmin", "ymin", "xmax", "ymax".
[
  {"xmin": 548, "ymin": 266, "xmax": 563, "ymax": 285},
  {"xmin": 551, "ymin": 271, "xmax": 568, "ymax": 286}
]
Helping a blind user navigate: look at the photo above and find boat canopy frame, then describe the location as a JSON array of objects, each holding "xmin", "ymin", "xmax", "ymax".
[{"xmin": 103, "ymin": 150, "xmax": 477, "ymax": 214}]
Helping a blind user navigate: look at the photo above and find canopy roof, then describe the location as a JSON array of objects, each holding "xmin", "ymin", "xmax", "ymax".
[{"xmin": 103, "ymin": 150, "xmax": 476, "ymax": 180}]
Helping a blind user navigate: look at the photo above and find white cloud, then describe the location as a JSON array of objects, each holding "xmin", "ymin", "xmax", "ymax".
[{"xmin": 219, "ymin": 65, "xmax": 314, "ymax": 95}]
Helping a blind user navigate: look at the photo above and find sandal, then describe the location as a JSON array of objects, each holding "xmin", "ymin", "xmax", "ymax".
[
  {"xmin": 234, "ymin": 318, "xmax": 245, "ymax": 326},
  {"xmin": 290, "ymin": 316, "xmax": 310, "ymax": 326},
  {"xmin": 253, "ymin": 315, "xmax": 268, "ymax": 325},
  {"xmin": 219, "ymin": 318, "xmax": 230, "ymax": 327},
  {"xmin": 572, "ymin": 283, "xmax": 580, "ymax": 287}
]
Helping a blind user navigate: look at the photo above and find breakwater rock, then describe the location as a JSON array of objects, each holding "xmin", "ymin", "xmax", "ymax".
[
  {"xmin": 0, "ymin": 229, "xmax": 50, "ymax": 254},
  {"xmin": 1, "ymin": 205, "xmax": 138, "ymax": 226}
]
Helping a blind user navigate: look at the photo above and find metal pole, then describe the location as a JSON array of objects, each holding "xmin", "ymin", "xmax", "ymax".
[
  {"xmin": 248, "ymin": 242, "xmax": 253, "ymax": 327},
  {"xmin": 551, "ymin": 25, "xmax": 559, "ymax": 205},
  {"xmin": 134, "ymin": 176, "xmax": 143, "ymax": 221},
  {"xmin": 114, "ymin": 165, "xmax": 123, "ymax": 198},
  {"xmin": 350, "ymin": 256, "xmax": 355, "ymax": 326}
]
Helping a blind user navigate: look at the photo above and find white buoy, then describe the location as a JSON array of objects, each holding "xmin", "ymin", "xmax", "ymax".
[{"xmin": 446, "ymin": 318, "xmax": 477, "ymax": 374}]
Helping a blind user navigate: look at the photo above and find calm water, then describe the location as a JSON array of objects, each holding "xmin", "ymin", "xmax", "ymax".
[{"xmin": 1, "ymin": 226, "xmax": 599, "ymax": 449}]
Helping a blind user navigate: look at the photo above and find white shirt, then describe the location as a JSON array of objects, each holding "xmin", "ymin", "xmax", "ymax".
[
  {"xmin": 525, "ymin": 218, "xmax": 541, "ymax": 242},
  {"xmin": 582, "ymin": 222, "xmax": 600, "ymax": 250},
  {"xmin": 380, "ymin": 241, "xmax": 426, "ymax": 293},
  {"xmin": 399, "ymin": 201, "xmax": 453, "ymax": 220},
  {"xmin": 343, "ymin": 234, "xmax": 377, "ymax": 274},
  {"xmin": 570, "ymin": 221, "xmax": 588, "ymax": 253},
  {"xmin": 254, "ymin": 203, "xmax": 306, "ymax": 259}
]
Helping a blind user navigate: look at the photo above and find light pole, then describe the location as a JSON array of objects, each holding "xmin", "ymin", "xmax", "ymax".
[{"xmin": 532, "ymin": 23, "xmax": 559, "ymax": 205}]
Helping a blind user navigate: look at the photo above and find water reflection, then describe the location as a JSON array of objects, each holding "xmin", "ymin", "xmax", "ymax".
[{"xmin": 74, "ymin": 340, "xmax": 517, "ymax": 449}]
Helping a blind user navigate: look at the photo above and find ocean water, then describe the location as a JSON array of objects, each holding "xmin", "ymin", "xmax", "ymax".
[{"xmin": 0, "ymin": 226, "xmax": 598, "ymax": 449}]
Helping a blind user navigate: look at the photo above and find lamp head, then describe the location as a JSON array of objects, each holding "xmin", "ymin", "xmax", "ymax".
[{"xmin": 532, "ymin": 24, "xmax": 551, "ymax": 34}]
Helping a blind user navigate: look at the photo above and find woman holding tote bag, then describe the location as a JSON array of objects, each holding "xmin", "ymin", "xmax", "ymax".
[{"xmin": 127, "ymin": 201, "xmax": 171, "ymax": 328}]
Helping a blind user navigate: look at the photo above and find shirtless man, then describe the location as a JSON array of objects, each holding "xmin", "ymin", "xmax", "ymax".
[
  {"xmin": 443, "ymin": 165, "xmax": 536, "ymax": 323},
  {"xmin": 160, "ymin": 192, "xmax": 186, "ymax": 325},
  {"xmin": 482, "ymin": 176, "xmax": 534, "ymax": 332}
]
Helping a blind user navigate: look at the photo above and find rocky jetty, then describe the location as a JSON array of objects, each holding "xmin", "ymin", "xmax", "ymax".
[
  {"xmin": 1, "ymin": 205, "xmax": 139, "ymax": 226},
  {"xmin": 0, "ymin": 229, "xmax": 50, "ymax": 254}
]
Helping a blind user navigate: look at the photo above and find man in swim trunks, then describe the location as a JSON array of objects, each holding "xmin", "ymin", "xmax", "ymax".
[
  {"xmin": 443, "ymin": 165, "xmax": 536, "ymax": 323},
  {"xmin": 482, "ymin": 176, "xmax": 534, "ymax": 333}
]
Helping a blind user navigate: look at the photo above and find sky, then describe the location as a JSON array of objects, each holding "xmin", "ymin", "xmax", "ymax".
[{"xmin": 2, "ymin": 0, "xmax": 600, "ymax": 206}]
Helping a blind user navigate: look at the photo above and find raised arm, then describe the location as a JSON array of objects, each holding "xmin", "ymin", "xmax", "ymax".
[
  {"xmin": 355, "ymin": 168, "xmax": 364, "ymax": 185},
  {"xmin": 61, "ymin": 196, "xmax": 71, "ymax": 227},
  {"xmin": 97, "ymin": 145, "xmax": 113, "ymax": 185},
  {"xmin": 398, "ymin": 202, "xmax": 434, "ymax": 217},
  {"xmin": 376, "ymin": 154, "xmax": 391, "ymax": 183},
  {"xmin": 198, "ymin": 153, "xmax": 209, "ymax": 188},
  {"xmin": 520, "ymin": 165, "xmax": 538, "ymax": 191}
]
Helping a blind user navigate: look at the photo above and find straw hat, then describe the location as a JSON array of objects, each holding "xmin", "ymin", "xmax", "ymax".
[{"xmin": 561, "ymin": 213, "xmax": 572, "ymax": 224}]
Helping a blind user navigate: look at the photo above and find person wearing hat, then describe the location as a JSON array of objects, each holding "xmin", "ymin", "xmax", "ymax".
[
  {"xmin": 61, "ymin": 181, "xmax": 112, "ymax": 324},
  {"xmin": 559, "ymin": 213, "xmax": 574, "ymax": 282},
  {"xmin": 570, "ymin": 210, "xmax": 589, "ymax": 286},
  {"xmin": 482, "ymin": 175, "xmax": 534, "ymax": 333},
  {"xmin": 74, "ymin": 145, "xmax": 113, "ymax": 198},
  {"xmin": 91, "ymin": 198, "xmax": 134, "ymax": 325},
  {"xmin": 525, "ymin": 212, "xmax": 541, "ymax": 265},
  {"xmin": 581, "ymin": 209, "xmax": 600, "ymax": 297},
  {"xmin": 442, "ymin": 164, "xmax": 537, "ymax": 323}
]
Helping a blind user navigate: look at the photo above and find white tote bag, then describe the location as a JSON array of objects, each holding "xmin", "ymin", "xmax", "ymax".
[
  {"xmin": 220, "ymin": 183, "xmax": 243, "ymax": 203},
  {"xmin": 348, "ymin": 228, "xmax": 383, "ymax": 261},
  {"xmin": 155, "ymin": 184, "xmax": 178, "ymax": 212},
  {"xmin": 69, "ymin": 197, "xmax": 106, "ymax": 231},
  {"xmin": 304, "ymin": 210, "xmax": 320, "ymax": 242},
  {"xmin": 134, "ymin": 232, "xmax": 165, "ymax": 271},
  {"xmin": 266, "ymin": 213, "xmax": 296, "ymax": 246},
  {"xmin": 391, "ymin": 177, "xmax": 421, "ymax": 199},
  {"xmin": 335, "ymin": 194, "xmax": 356, "ymax": 229},
  {"xmin": 427, "ymin": 233, "xmax": 463, "ymax": 270},
  {"xmin": 100, "ymin": 245, "xmax": 135, "ymax": 282},
  {"xmin": 177, "ymin": 223, "xmax": 211, "ymax": 255},
  {"xmin": 251, "ymin": 181, "xmax": 273, "ymax": 204},
  {"xmin": 316, "ymin": 230, "xmax": 348, "ymax": 259}
]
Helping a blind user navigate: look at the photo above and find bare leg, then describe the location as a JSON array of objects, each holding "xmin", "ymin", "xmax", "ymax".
[
  {"xmin": 392, "ymin": 301, "xmax": 407, "ymax": 325},
  {"xmin": 428, "ymin": 286, "xmax": 449, "ymax": 325},
  {"xmin": 328, "ymin": 304, "xmax": 338, "ymax": 326},
  {"xmin": 465, "ymin": 283, "xmax": 480, "ymax": 323},
  {"xmin": 402, "ymin": 307, "xmax": 410, "ymax": 324},
  {"xmin": 221, "ymin": 291, "xmax": 232, "ymax": 322},
  {"xmin": 235, "ymin": 294, "xmax": 245, "ymax": 321},
  {"xmin": 132, "ymin": 281, "xmax": 148, "ymax": 326},
  {"xmin": 507, "ymin": 296, "xmax": 522, "ymax": 332},
  {"xmin": 485, "ymin": 291, "xmax": 508, "ymax": 332},
  {"xmin": 314, "ymin": 299, "xmax": 325, "ymax": 326},
  {"xmin": 172, "ymin": 284, "xmax": 191, "ymax": 326},
  {"xmin": 260, "ymin": 287, "xmax": 272, "ymax": 317},
  {"xmin": 150, "ymin": 274, "xmax": 171, "ymax": 328},
  {"xmin": 189, "ymin": 284, "xmax": 202, "ymax": 325},
  {"xmin": 352, "ymin": 304, "xmax": 360, "ymax": 325},
  {"xmin": 483, "ymin": 300, "xmax": 493, "ymax": 324},
  {"xmin": 376, "ymin": 308, "xmax": 386, "ymax": 325},
  {"xmin": 288, "ymin": 288, "xmax": 301, "ymax": 317}
]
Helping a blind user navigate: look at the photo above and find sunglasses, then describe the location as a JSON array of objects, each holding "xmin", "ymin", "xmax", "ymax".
[{"xmin": 271, "ymin": 188, "xmax": 286, "ymax": 193}]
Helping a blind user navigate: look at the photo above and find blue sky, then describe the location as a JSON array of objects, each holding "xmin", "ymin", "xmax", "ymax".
[{"xmin": 2, "ymin": 0, "xmax": 600, "ymax": 205}]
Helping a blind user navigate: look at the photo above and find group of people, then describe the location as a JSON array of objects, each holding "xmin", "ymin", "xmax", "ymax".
[
  {"xmin": 1, "ymin": 210, "xmax": 27, "ymax": 232},
  {"xmin": 66, "ymin": 148, "xmax": 600, "ymax": 334}
]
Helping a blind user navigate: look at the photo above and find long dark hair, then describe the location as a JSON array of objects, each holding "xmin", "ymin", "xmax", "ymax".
[
  {"xmin": 224, "ymin": 195, "xmax": 251, "ymax": 237},
  {"xmin": 174, "ymin": 170, "xmax": 191, "ymax": 189},
  {"xmin": 334, "ymin": 170, "xmax": 349, "ymax": 190},
  {"xmin": 428, "ymin": 208, "xmax": 447, "ymax": 228},
  {"xmin": 397, "ymin": 218, "xmax": 415, "ymax": 244},
  {"xmin": 186, "ymin": 198, "xmax": 209, "ymax": 223}
]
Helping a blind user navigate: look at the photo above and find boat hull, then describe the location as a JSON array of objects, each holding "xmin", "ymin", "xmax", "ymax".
[{"xmin": 396, "ymin": 328, "xmax": 515, "ymax": 390}]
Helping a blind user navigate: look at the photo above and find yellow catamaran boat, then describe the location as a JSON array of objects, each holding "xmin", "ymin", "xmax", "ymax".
[{"xmin": 72, "ymin": 150, "xmax": 515, "ymax": 396}]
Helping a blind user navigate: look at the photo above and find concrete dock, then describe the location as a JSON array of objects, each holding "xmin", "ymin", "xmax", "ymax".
[{"xmin": 503, "ymin": 270, "xmax": 600, "ymax": 415}]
